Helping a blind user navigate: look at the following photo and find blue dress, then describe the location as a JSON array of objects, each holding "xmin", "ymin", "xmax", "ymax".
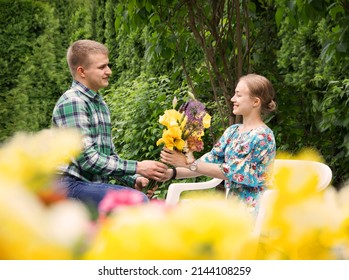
[{"xmin": 201, "ymin": 124, "xmax": 276, "ymax": 210}]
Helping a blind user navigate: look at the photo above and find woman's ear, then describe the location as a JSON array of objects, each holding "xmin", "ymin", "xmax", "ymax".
[{"xmin": 253, "ymin": 97, "xmax": 261, "ymax": 108}]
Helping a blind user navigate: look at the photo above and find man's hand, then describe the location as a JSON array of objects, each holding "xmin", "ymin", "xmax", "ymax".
[
  {"xmin": 135, "ymin": 176, "xmax": 158, "ymax": 199},
  {"xmin": 157, "ymin": 168, "xmax": 175, "ymax": 182},
  {"xmin": 134, "ymin": 176, "xmax": 149, "ymax": 191},
  {"xmin": 136, "ymin": 160, "xmax": 168, "ymax": 181}
]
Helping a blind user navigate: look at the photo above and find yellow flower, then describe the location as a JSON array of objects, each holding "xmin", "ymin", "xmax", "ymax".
[
  {"xmin": 0, "ymin": 186, "xmax": 91, "ymax": 260},
  {"xmin": 155, "ymin": 98, "xmax": 209, "ymax": 153},
  {"xmin": 258, "ymin": 150, "xmax": 342, "ymax": 260},
  {"xmin": 156, "ymin": 126, "xmax": 186, "ymax": 151},
  {"xmin": 261, "ymin": 195, "xmax": 340, "ymax": 259},
  {"xmin": 84, "ymin": 199, "xmax": 256, "ymax": 260},
  {"xmin": 276, "ymin": 147, "xmax": 324, "ymax": 162},
  {"xmin": 323, "ymin": 185, "xmax": 349, "ymax": 259},
  {"xmin": 180, "ymin": 115, "xmax": 187, "ymax": 130},
  {"xmin": 273, "ymin": 161, "xmax": 320, "ymax": 202},
  {"xmin": 0, "ymin": 128, "xmax": 82, "ymax": 192},
  {"xmin": 0, "ymin": 128, "xmax": 90, "ymax": 259},
  {"xmin": 158, "ymin": 109, "xmax": 183, "ymax": 128},
  {"xmin": 203, "ymin": 113, "xmax": 211, "ymax": 128}
]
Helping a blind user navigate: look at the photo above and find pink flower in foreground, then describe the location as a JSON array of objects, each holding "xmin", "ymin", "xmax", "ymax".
[
  {"xmin": 98, "ymin": 189, "xmax": 145, "ymax": 221},
  {"xmin": 149, "ymin": 198, "xmax": 166, "ymax": 205}
]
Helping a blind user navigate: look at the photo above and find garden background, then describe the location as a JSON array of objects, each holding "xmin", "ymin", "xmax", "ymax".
[{"xmin": 0, "ymin": 0, "xmax": 348, "ymax": 194}]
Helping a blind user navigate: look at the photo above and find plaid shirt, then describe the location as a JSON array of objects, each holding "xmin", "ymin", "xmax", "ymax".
[{"xmin": 52, "ymin": 80, "xmax": 138, "ymax": 187}]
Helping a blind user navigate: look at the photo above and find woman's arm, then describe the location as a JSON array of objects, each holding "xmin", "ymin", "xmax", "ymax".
[
  {"xmin": 160, "ymin": 148, "xmax": 228, "ymax": 180},
  {"xmin": 175, "ymin": 167, "xmax": 200, "ymax": 179},
  {"xmin": 185, "ymin": 160, "xmax": 228, "ymax": 180}
]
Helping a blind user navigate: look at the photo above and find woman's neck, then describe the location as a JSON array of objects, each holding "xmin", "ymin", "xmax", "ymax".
[{"xmin": 240, "ymin": 115, "xmax": 265, "ymax": 131}]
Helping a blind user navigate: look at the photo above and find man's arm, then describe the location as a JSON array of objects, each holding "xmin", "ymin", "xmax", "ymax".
[
  {"xmin": 53, "ymin": 96, "xmax": 167, "ymax": 181},
  {"xmin": 53, "ymin": 97, "xmax": 137, "ymax": 177}
]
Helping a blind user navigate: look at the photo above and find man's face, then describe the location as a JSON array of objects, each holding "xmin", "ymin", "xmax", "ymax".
[{"xmin": 79, "ymin": 53, "xmax": 112, "ymax": 92}]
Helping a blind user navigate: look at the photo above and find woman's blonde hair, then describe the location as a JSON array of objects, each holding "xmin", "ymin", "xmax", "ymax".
[{"xmin": 239, "ymin": 74, "xmax": 277, "ymax": 114}]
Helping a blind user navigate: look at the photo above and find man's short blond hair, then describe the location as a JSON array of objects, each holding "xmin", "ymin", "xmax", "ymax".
[{"xmin": 67, "ymin": 40, "xmax": 109, "ymax": 78}]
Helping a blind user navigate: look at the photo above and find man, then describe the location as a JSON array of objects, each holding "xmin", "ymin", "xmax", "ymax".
[{"xmin": 52, "ymin": 39, "xmax": 168, "ymax": 207}]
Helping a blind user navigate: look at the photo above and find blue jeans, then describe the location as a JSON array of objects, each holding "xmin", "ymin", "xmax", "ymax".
[{"xmin": 57, "ymin": 175, "xmax": 149, "ymax": 208}]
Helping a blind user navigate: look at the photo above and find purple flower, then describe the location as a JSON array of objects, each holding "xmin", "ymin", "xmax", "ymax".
[
  {"xmin": 180, "ymin": 99, "xmax": 207, "ymax": 138},
  {"xmin": 184, "ymin": 100, "xmax": 206, "ymax": 122}
]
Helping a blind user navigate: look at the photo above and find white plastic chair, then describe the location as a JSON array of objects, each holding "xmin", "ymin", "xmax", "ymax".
[
  {"xmin": 251, "ymin": 159, "xmax": 333, "ymax": 237},
  {"xmin": 165, "ymin": 159, "xmax": 332, "ymax": 205},
  {"xmin": 165, "ymin": 178, "xmax": 223, "ymax": 206}
]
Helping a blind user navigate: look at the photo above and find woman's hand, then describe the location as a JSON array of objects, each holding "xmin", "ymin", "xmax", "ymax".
[{"xmin": 160, "ymin": 147, "xmax": 189, "ymax": 167}]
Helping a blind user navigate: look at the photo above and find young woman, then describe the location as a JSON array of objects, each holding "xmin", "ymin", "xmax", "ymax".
[{"xmin": 160, "ymin": 74, "xmax": 277, "ymax": 210}]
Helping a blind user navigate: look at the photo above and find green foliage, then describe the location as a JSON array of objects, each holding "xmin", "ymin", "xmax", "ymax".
[
  {"xmin": 105, "ymin": 74, "xmax": 175, "ymax": 197},
  {"xmin": 104, "ymin": 0, "xmax": 118, "ymax": 77},
  {"xmin": 68, "ymin": 2, "xmax": 94, "ymax": 41},
  {"xmin": 104, "ymin": 73, "xmax": 215, "ymax": 197},
  {"xmin": 0, "ymin": 0, "xmax": 67, "ymax": 141},
  {"xmin": 1, "ymin": 0, "xmax": 347, "ymax": 190},
  {"xmin": 114, "ymin": 0, "xmax": 241, "ymax": 127},
  {"xmin": 109, "ymin": 28, "xmax": 145, "ymax": 86},
  {"xmin": 105, "ymin": 74, "xmax": 187, "ymax": 160},
  {"xmin": 274, "ymin": 0, "xmax": 349, "ymax": 60},
  {"xmin": 275, "ymin": 3, "xmax": 349, "ymax": 186},
  {"xmin": 91, "ymin": 0, "xmax": 108, "ymax": 42}
]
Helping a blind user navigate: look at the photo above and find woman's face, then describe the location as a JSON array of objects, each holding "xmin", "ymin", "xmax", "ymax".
[{"xmin": 231, "ymin": 80, "xmax": 257, "ymax": 116}]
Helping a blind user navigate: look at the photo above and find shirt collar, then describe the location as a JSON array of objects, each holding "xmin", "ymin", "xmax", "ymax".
[{"xmin": 72, "ymin": 80, "xmax": 103, "ymax": 102}]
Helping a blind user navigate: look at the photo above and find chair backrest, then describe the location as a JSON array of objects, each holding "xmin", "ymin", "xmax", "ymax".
[
  {"xmin": 252, "ymin": 159, "xmax": 333, "ymax": 237},
  {"xmin": 272, "ymin": 159, "xmax": 332, "ymax": 191}
]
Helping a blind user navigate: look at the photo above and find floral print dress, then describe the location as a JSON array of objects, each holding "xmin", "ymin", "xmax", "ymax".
[{"xmin": 201, "ymin": 124, "xmax": 276, "ymax": 211}]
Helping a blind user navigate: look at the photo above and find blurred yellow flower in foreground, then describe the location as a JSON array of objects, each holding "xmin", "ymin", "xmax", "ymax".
[
  {"xmin": 1, "ymin": 128, "xmax": 348, "ymax": 260},
  {"xmin": 258, "ymin": 149, "xmax": 347, "ymax": 260},
  {"xmin": 84, "ymin": 198, "xmax": 256, "ymax": 260},
  {"xmin": 0, "ymin": 128, "xmax": 82, "ymax": 192},
  {"xmin": 322, "ymin": 185, "xmax": 349, "ymax": 259},
  {"xmin": 0, "ymin": 185, "xmax": 90, "ymax": 259},
  {"xmin": 0, "ymin": 128, "xmax": 90, "ymax": 259}
]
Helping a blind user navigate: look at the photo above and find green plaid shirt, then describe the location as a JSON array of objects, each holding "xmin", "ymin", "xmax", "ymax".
[{"xmin": 52, "ymin": 80, "xmax": 138, "ymax": 187}]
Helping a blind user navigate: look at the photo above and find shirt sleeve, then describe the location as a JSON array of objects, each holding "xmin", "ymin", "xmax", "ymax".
[
  {"xmin": 110, "ymin": 141, "xmax": 138, "ymax": 187},
  {"xmin": 52, "ymin": 97, "xmax": 137, "ymax": 182},
  {"xmin": 114, "ymin": 174, "xmax": 139, "ymax": 187},
  {"xmin": 202, "ymin": 126, "xmax": 276, "ymax": 187},
  {"xmin": 200, "ymin": 125, "xmax": 237, "ymax": 164}
]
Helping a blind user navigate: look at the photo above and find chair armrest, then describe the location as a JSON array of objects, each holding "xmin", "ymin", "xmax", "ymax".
[{"xmin": 165, "ymin": 178, "xmax": 223, "ymax": 206}]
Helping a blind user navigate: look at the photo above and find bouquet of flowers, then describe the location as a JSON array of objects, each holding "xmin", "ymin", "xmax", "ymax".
[
  {"xmin": 156, "ymin": 96, "xmax": 211, "ymax": 159},
  {"xmin": 144, "ymin": 94, "xmax": 211, "ymax": 195}
]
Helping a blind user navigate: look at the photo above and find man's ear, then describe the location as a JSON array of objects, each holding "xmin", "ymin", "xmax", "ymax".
[{"xmin": 76, "ymin": 66, "xmax": 85, "ymax": 78}]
